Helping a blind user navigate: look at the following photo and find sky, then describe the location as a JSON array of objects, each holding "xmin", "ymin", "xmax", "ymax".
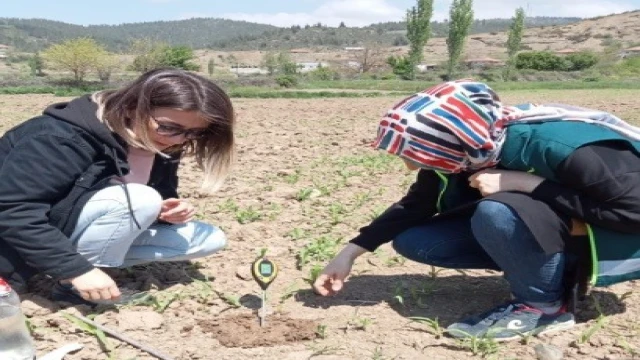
[{"xmin": 2, "ymin": 0, "xmax": 639, "ymax": 27}]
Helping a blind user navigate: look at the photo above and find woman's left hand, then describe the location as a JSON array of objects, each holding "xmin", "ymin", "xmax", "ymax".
[
  {"xmin": 468, "ymin": 169, "xmax": 545, "ymax": 197},
  {"xmin": 158, "ymin": 198, "xmax": 196, "ymax": 224}
]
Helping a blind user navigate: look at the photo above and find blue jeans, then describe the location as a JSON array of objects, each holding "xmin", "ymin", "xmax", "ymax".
[
  {"xmin": 392, "ymin": 200, "xmax": 565, "ymax": 303},
  {"xmin": 70, "ymin": 184, "xmax": 227, "ymax": 268}
]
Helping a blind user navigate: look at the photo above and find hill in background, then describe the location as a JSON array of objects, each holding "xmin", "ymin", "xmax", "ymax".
[{"xmin": 0, "ymin": 15, "xmax": 580, "ymax": 52}]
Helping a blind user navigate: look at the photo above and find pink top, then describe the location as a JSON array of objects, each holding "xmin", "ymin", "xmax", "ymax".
[{"xmin": 112, "ymin": 147, "xmax": 156, "ymax": 185}]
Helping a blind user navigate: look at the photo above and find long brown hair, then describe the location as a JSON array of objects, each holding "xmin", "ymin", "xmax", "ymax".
[{"xmin": 94, "ymin": 68, "xmax": 235, "ymax": 192}]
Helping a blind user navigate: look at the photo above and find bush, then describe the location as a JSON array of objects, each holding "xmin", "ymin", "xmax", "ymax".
[
  {"xmin": 515, "ymin": 51, "xmax": 569, "ymax": 71},
  {"xmin": 308, "ymin": 66, "xmax": 340, "ymax": 81},
  {"xmin": 565, "ymin": 52, "xmax": 599, "ymax": 71},
  {"xmin": 275, "ymin": 75, "xmax": 298, "ymax": 88}
]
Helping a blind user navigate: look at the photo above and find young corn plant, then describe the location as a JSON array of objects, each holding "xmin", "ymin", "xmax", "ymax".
[
  {"xmin": 215, "ymin": 291, "xmax": 242, "ymax": 308},
  {"xmin": 408, "ymin": 316, "xmax": 444, "ymax": 338},
  {"xmin": 385, "ymin": 255, "xmax": 406, "ymax": 267},
  {"xmin": 315, "ymin": 324, "xmax": 328, "ymax": 339},
  {"xmin": 295, "ymin": 187, "xmax": 316, "ymax": 202},
  {"xmin": 217, "ymin": 198, "xmax": 239, "ymax": 213},
  {"xmin": 282, "ymin": 169, "xmax": 301, "ymax": 184},
  {"xmin": 285, "ymin": 227, "xmax": 307, "ymax": 241},
  {"xmin": 62, "ymin": 313, "xmax": 116, "ymax": 360},
  {"xmin": 297, "ymin": 236, "xmax": 342, "ymax": 269},
  {"xmin": 235, "ymin": 206, "xmax": 262, "ymax": 224},
  {"xmin": 453, "ymin": 331, "xmax": 500, "ymax": 358}
]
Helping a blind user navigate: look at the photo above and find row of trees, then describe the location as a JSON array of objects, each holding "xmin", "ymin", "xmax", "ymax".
[
  {"xmin": 30, "ymin": 38, "xmax": 200, "ymax": 83},
  {"xmin": 384, "ymin": 0, "xmax": 538, "ymax": 80},
  {"xmin": 387, "ymin": 0, "xmax": 476, "ymax": 80}
]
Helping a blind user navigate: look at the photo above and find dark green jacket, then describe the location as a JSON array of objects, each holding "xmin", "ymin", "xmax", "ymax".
[{"xmin": 499, "ymin": 121, "xmax": 640, "ymax": 286}]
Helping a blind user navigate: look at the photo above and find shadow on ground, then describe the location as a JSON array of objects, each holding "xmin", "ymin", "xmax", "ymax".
[{"xmin": 295, "ymin": 273, "xmax": 626, "ymax": 326}]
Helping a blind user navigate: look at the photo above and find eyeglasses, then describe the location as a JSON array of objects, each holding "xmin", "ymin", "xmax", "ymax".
[{"xmin": 150, "ymin": 116, "xmax": 210, "ymax": 140}]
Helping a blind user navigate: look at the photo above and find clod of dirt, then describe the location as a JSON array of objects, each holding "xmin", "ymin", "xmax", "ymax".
[{"xmin": 199, "ymin": 313, "xmax": 319, "ymax": 348}]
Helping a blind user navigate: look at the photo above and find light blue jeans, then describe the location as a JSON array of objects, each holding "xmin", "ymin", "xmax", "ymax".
[{"xmin": 70, "ymin": 184, "xmax": 226, "ymax": 268}]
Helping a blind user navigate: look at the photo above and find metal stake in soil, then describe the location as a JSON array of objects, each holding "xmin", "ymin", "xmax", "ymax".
[{"xmin": 251, "ymin": 257, "xmax": 279, "ymax": 327}]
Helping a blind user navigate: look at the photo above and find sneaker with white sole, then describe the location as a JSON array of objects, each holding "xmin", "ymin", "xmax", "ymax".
[{"xmin": 446, "ymin": 302, "xmax": 575, "ymax": 341}]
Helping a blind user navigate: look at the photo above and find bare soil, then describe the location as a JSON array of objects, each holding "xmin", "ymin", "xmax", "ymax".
[{"xmin": 1, "ymin": 90, "xmax": 639, "ymax": 360}]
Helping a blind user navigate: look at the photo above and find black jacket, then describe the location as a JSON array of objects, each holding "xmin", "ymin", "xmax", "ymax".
[
  {"xmin": 0, "ymin": 95, "xmax": 180, "ymax": 291},
  {"xmin": 350, "ymin": 142, "xmax": 640, "ymax": 254}
]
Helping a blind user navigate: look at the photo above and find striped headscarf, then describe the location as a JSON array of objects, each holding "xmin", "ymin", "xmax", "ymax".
[{"xmin": 373, "ymin": 80, "xmax": 640, "ymax": 173}]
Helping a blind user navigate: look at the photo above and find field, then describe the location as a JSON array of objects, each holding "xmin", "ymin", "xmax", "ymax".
[{"xmin": 1, "ymin": 89, "xmax": 640, "ymax": 360}]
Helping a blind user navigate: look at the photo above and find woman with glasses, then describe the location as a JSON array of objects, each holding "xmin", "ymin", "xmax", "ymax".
[{"xmin": 0, "ymin": 68, "xmax": 235, "ymax": 305}]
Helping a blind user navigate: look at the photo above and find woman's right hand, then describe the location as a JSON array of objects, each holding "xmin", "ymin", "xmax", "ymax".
[
  {"xmin": 67, "ymin": 268, "xmax": 121, "ymax": 302},
  {"xmin": 313, "ymin": 243, "xmax": 367, "ymax": 296}
]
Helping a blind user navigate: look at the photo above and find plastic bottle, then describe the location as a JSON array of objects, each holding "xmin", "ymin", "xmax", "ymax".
[{"xmin": 0, "ymin": 277, "xmax": 36, "ymax": 360}]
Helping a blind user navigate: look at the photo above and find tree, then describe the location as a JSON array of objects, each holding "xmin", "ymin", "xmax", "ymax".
[
  {"xmin": 27, "ymin": 52, "xmax": 44, "ymax": 76},
  {"xmin": 42, "ymin": 37, "xmax": 106, "ymax": 82},
  {"xmin": 207, "ymin": 58, "xmax": 216, "ymax": 76},
  {"xmin": 128, "ymin": 38, "xmax": 166, "ymax": 73},
  {"xmin": 387, "ymin": 55, "xmax": 414, "ymax": 80},
  {"xmin": 446, "ymin": 0, "xmax": 474, "ymax": 79},
  {"xmin": 339, "ymin": 21, "xmax": 346, "ymax": 28},
  {"xmin": 406, "ymin": 0, "xmax": 434, "ymax": 69},
  {"xmin": 95, "ymin": 53, "xmax": 120, "ymax": 83},
  {"xmin": 504, "ymin": 7, "xmax": 525, "ymax": 79},
  {"xmin": 159, "ymin": 46, "xmax": 199, "ymax": 71},
  {"xmin": 261, "ymin": 52, "xmax": 278, "ymax": 75},
  {"xmin": 277, "ymin": 52, "xmax": 297, "ymax": 75},
  {"xmin": 350, "ymin": 44, "xmax": 386, "ymax": 73}
]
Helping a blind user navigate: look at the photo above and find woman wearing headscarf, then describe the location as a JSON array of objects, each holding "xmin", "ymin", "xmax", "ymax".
[{"xmin": 313, "ymin": 80, "xmax": 640, "ymax": 341}]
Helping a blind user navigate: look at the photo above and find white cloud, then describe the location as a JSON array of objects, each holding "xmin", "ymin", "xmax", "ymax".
[
  {"xmin": 181, "ymin": 0, "xmax": 639, "ymax": 27},
  {"xmin": 432, "ymin": 0, "xmax": 639, "ymax": 20},
  {"xmin": 219, "ymin": 0, "xmax": 406, "ymax": 27}
]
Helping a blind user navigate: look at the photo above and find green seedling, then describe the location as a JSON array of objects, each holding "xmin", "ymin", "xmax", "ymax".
[
  {"xmin": 408, "ymin": 316, "xmax": 444, "ymax": 338},
  {"xmin": 266, "ymin": 203, "xmax": 282, "ymax": 220},
  {"xmin": 217, "ymin": 198, "xmax": 239, "ymax": 213},
  {"xmin": 282, "ymin": 169, "xmax": 301, "ymax": 184},
  {"xmin": 618, "ymin": 291, "xmax": 634, "ymax": 302},
  {"xmin": 127, "ymin": 291, "xmax": 180, "ymax": 313},
  {"xmin": 452, "ymin": 330, "xmax": 500, "ymax": 358},
  {"xmin": 393, "ymin": 283, "xmax": 405, "ymax": 307},
  {"xmin": 307, "ymin": 343, "xmax": 343, "ymax": 358},
  {"xmin": 352, "ymin": 191, "xmax": 373, "ymax": 209},
  {"xmin": 279, "ymin": 281, "xmax": 302, "ymax": 303},
  {"xmin": 328, "ymin": 202, "xmax": 347, "ymax": 225},
  {"xmin": 296, "ymin": 187, "xmax": 316, "ymax": 201},
  {"xmin": 63, "ymin": 312, "xmax": 116, "ymax": 360},
  {"xmin": 348, "ymin": 316, "xmax": 374, "ymax": 331},
  {"xmin": 429, "ymin": 265, "xmax": 445, "ymax": 279},
  {"xmin": 578, "ymin": 296, "xmax": 608, "ymax": 344},
  {"xmin": 285, "ymin": 227, "xmax": 307, "ymax": 241},
  {"xmin": 297, "ymin": 236, "xmax": 342, "ymax": 269},
  {"xmin": 578, "ymin": 313, "xmax": 607, "ymax": 344},
  {"xmin": 303, "ymin": 264, "xmax": 324, "ymax": 285},
  {"xmin": 235, "ymin": 206, "xmax": 262, "ymax": 224},
  {"xmin": 315, "ymin": 324, "xmax": 328, "ymax": 339},
  {"xmin": 216, "ymin": 291, "xmax": 242, "ymax": 308},
  {"xmin": 371, "ymin": 346, "xmax": 396, "ymax": 360},
  {"xmin": 385, "ymin": 255, "xmax": 406, "ymax": 267},
  {"xmin": 190, "ymin": 277, "xmax": 215, "ymax": 304}
]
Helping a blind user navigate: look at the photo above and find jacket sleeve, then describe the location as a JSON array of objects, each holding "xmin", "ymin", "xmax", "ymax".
[
  {"xmin": 350, "ymin": 169, "xmax": 441, "ymax": 251},
  {"xmin": 0, "ymin": 134, "xmax": 95, "ymax": 280},
  {"xmin": 531, "ymin": 143, "xmax": 640, "ymax": 233},
  {"xmin": 149, "ymin": 153, "xmax": 180, "ymax": 199}
]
